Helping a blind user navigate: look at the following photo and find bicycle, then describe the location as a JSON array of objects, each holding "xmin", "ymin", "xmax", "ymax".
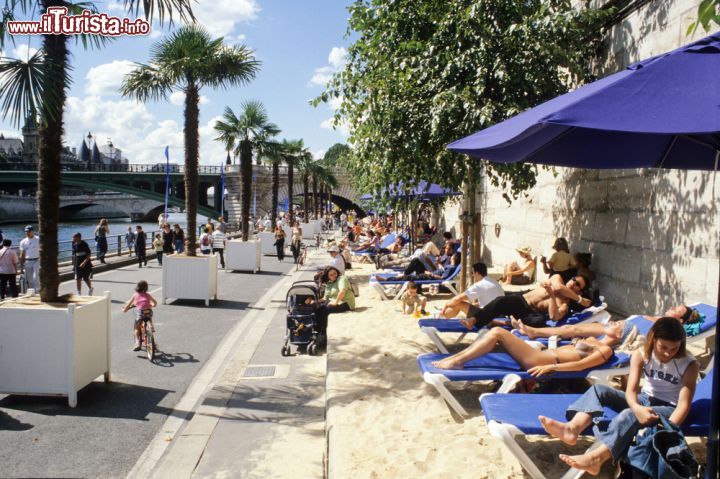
[
  {"xmin": 131, "ymin": 307, "xmax": 157, "ymax": 361},
  {"xmin": 296, "ymin": 243, "xmax": 307, "ymax": 271}
]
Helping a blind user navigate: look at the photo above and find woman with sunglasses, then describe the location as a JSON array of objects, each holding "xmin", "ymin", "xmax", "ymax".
[{"xmin": 453, "ymin": 274, "xmax": 592, "ymax": 330}]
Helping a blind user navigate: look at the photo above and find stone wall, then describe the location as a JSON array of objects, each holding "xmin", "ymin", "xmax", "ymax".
[{"xmin": 441, "ymin": 0, "xmax": 719, "ymax": 316}]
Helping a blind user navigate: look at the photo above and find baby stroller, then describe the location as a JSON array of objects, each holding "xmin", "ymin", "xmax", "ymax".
[{"xmin": 281, "ymin": 281, "xmax": 326, "ymax": 356}]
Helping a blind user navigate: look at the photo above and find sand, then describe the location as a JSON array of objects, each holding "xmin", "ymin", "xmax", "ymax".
[{"xmin": 325, "ymin": 262, "xmax": 709, "ymax": 478}]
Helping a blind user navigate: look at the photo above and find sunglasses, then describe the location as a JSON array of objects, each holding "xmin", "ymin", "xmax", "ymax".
[{"xmin": 571, "ymin": 277, "xmax": 584, "ymax": 288}]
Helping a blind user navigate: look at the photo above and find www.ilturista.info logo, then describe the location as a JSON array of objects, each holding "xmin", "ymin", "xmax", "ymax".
[{"xmin": 8, "ymin": 7, "xmax": 150, "ymax": 36}]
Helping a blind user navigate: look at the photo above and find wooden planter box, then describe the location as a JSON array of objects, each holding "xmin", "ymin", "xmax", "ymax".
[
  {"xmin": 0, "ymin": 292, "xmax": 112, "ymax": 407},
  {"xmin": 162, "ymin": 253, "xmax": 218, "ymax": 306},
  {"xmin": 259, "ymin": 231, "xmax": 278, "ymax": 255},
  {"xmin": 225, "ymin": 239, "xmax": 262, "ymax": 273}
]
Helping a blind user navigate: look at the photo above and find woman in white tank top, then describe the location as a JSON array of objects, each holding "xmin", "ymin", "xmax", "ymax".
[{"xmin": 538, "ymin": 317, "xmax": 699, "ymax": 475}]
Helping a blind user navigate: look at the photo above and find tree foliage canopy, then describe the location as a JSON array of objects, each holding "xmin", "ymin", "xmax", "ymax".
[{"xmin": 315, "ymin": 0, "xmax": 610, "ymax": 202}]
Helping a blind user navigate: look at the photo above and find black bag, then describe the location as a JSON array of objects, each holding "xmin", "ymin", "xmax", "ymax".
[{"xmin": 625, "ymin": 416, "xmax": 699, "ymax": 479}]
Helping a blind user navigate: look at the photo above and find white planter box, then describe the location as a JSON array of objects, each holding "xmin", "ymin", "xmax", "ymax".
[
  {"xmin": 162, "ymin": 253, "xmax": 218, "ymax": 306},
  {"xmin": 282, "ymin": 225, "xmax": 292, "ymax": 241},
  {"xmin": 312, "ymin": 220, "xmax": 323, "ymax": 234},
  {"xmin": 301, "ymin": 222, "xmax": 316, "ymax": 240},
  {"xmin": 259, "ymin": 231, "xmax": 278, "ymax": 255},
  {"xmin": 0, "ymin": 292, "xmax": 112, "ymax": 408},
  {"xmin": 225, "ymin": 239, "xmax": 261, "ymax": 273}
]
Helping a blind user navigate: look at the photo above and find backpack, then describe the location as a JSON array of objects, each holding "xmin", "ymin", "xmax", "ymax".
[{"xmin": 201, "ymin": 234, "xmax": 210, "ymax": 247}]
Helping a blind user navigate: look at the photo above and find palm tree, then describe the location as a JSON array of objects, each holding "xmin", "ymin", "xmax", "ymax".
[
  {"xmin": 0, "ymin": 0, "xmax": 193, "ymax": 302},
  {"xmin": 316, "ymin": 166, "xmax": 338, "ymax": 216},
  {"xmin": 122, "ymin": 25, "xmax": 259, "ymax": 253},
  {"xmin": 280, "ymin": 139, "xmax": 305, "ymax": 222},
  {"xmin": 214, "ymin": 101, "xmax": 279, "ymax": 241},
  {"xmin": 261, "ymin": 140, "xmax": 292, "ymax": 227}
]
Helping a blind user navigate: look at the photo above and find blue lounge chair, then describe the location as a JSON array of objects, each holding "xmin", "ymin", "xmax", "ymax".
[
  {"xmin": 369, "ymin": 264, "xmax": 462, "ymax": 300},
  {"xmin": 479, "ymin": 369, "xmax": 713, "ymax": 479},
  {"xmin": 351, "ymin": 233, "xmax": 396, "ymax": 258},
  {"xmin": 419, "ymin": 302, "xmax": 609, "ymax": 353},
  {"xmin": 418, "ymin": 351, "xmax": 630, "ymax": 417}
]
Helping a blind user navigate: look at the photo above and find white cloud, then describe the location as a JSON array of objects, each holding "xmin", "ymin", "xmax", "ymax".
[
  {"xmin": 12, "ymin": 44, "xmax": 39, "ymax": 60},
  {"xmin": 105, "ymin": 1, "xmax": 124, "ymax": 12},
  {"xmin": 327, "ymin": 47, "xmax": 346, "ymax": 69},
  {"xmin": 320, "ymin": 117, "xmax": 350, "ymax": 137},
  {"xmin": 63, "ymin": 96, "xmax": 224, "ymax": 165},
  {"xmin": 309, "ymin": 46, "xmax": 347, "ymax": 87},
  {"xmin": 328, "ymin": 95, "xmax": 343, "ymax": 111},
  {"xmin": 193, "ymin": 0, "xmax": 259, "ymax": 38},
  {"xmin": 169, "ymin": 91, "xmax": 210, "ymax": 106},
  {"xmin": 85, "ymin": 60, "xmax": 136, "ymax": 96}
]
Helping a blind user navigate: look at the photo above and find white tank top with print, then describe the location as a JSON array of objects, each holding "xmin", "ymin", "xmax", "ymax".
[{"xmin": 641, "ymin": 351, "xmax": 695, "ymax": 405}]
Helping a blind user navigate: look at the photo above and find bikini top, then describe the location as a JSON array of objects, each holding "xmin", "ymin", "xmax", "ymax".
[{"xmin": 570, "ymin": 338, "xmax": 610, "ymax": 361}]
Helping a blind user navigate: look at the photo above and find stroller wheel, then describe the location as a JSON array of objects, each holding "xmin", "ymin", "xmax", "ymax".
[
  {"xmin": 281, "ymin": 346, "xmax": 290, "ymax": 357},
  {"xmin": 308, "ymin": 341, "xmax": 317, "ymax": 356}
]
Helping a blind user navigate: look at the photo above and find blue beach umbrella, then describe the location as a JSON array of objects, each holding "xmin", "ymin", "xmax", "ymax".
[
  {"xmin": 362, "ymin": 181, "xmax": 460, "ymax": 202},
  {"xmin": 448, "ymin": 32, "xmax": 720, "ymax": 476}
]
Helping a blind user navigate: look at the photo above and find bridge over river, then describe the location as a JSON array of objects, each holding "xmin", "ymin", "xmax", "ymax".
[{"xmin": 0, "ymin": 163, "xmax": 364, "ymax": 222}]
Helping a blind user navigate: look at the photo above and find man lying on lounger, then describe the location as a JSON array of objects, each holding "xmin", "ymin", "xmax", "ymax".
[{"xmin": 456, "ymin": 274, "xmax": 592, "ymax": 329}]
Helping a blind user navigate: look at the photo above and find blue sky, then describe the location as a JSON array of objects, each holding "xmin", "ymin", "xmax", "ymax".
[{"xmin": 0, "ymin": 0, "xmax": 352, "ymax": 164}]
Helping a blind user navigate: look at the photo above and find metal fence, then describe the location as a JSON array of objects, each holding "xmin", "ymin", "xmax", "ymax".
[{"xmin": 0, "ymin": 162, "xmax": 224, "ymax": 174}]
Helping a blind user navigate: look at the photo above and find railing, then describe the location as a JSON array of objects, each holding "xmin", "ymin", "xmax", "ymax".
[
  {"xmin": 9, "ymin": 223, "xmax": 243, "ymax": 263},
  {"xmin": 0, "ymin": 162, "xmax": 224, "ymax": 174}
]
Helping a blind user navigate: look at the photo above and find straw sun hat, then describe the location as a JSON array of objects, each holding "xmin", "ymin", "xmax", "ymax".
[{"xmin": 516, "ymin": 246, "xmax": 532, "ymax": 256}]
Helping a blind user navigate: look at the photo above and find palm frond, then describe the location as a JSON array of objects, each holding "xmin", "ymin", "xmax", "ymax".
[
  {"xmin": 120, "ymin": 62, "xmax": 172, "ymax": 101},
  {"xmin": 122, "ymin": 0, "xmax": 194, "ymax": 26},
  {"xmin": 0, "ymin": 49, "xmax": 44, "ymax": 127},
  {"xmin": 67, "ymin": 2, "xmax": 115, "ymax": 50}
]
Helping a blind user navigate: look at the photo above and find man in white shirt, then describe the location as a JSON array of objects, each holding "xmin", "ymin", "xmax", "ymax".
[
  {"xmin": 437, "ymin": 262, "xmax": 503, "ymax": 318},
  {"xmin": 327, "ymin": 245, "xmax": 345, "ymax": 275},
  {"xmin": 19, "ymin": 225, "xmax": 40, "ymax": 292}
]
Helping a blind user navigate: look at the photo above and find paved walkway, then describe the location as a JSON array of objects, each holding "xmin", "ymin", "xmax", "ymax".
[{"xmin": 129, "ymin": 251, "xmax": 327, "ymax": 479}]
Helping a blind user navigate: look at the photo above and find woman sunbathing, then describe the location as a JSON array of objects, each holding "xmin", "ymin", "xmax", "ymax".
[
  {"xmin": 432, "ymin": 317, "xmax": 638, "ymax": 373},
  {"xmin": 512, "ymin": 304, "xmax": 703, "ymax": 340},
  {"xmin": 375, "ymin": 252, "xmax": 460, "ymax": 282}
]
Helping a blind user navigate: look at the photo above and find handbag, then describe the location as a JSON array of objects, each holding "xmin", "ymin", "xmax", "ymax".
[{"xmin": 625, "ymin": 415, "xmax": 699, "ymax": 479}]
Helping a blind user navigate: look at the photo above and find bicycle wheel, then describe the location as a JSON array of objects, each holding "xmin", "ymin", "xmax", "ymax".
[{"xmin": 145, "ymin": 325, "xmax": 155, "ymax": 361}]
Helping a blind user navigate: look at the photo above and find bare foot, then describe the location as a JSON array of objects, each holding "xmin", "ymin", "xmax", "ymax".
[
  {"xmin": 512, "ymin": 317, "xmax": 535, "ymax": 339},
  {"xmin": 431, "ymin": 358, "xmax": 465, "ymax": 370},
  {"xmin": 539, "ymin": 416, "xmax": 578, "ymax": 445},
  {"xmin": 558, "ymin": 454, "xmax": 602, "ymax": 476},
  {"xmin": 460, "ymin": 318, "xmax": 476, "ymax": 330}
]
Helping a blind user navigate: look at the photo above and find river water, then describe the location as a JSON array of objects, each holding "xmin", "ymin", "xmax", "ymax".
[{"xmin": 0, "ymin": 219, "xmax": 166, "ymax": 262}]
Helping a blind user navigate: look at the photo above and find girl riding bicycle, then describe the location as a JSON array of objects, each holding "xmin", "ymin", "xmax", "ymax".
[{"xmin": 122, "ymin": 280, "xmax": 158, "ymax": 351}]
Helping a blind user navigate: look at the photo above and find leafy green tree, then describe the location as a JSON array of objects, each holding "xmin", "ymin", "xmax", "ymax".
[
  {"xmin": 315, "ymin": 0, "xmax": 610, "ymax": 204},
  {"xmin": 214, "ymin": 101, "xmax": 279, "ymax": 240},
  {"xmin": 123, "ymin": 26, "xmax": 259, "ymax": 249},
  {"xmin": 0, "ymin": 0, "xmax": 193, "ymax": 302},
  {"xmin": 322, "ymin": 142, "xmax": 351, "ymax": 166},
  {"xmin": 688, "ymin": 0, "xmax": 720, "ymax": 34}
]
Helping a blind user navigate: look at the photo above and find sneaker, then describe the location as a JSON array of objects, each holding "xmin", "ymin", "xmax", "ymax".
[
  {"xmin": 88, "ymin": 288, "xmax": 94, "ymax": 296},
  {"xmin": 132, "ymin": 343, "xmax": 141, "ymax": 352}
]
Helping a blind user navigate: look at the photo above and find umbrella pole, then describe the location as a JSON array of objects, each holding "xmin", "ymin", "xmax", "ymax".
[{"xmin": 708, "ymin": 152, "xmax": 719, "ymax": 479}]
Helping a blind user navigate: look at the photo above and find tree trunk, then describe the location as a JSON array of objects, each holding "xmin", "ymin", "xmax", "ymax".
[
  {"xmin": 303, "ymin": 172, "xmax": 309, "ymax": 223},
  {"xmin": 312, "ymin": 173, "xmax": 318, "ymax": 219},
  {"xmin": 37, "ymin": 3, "xmax": 68, "ymax": 302},
  {"xmin": 271, "ymin": 161, "xmax": 279, "ymax": 227},
  {"xmin": 184, "ymin": 82, "xmax": 200, "ymax": 255},
  {"xmin": 240, "ymin": 139, "xmax": 253, "ymax": 241},
  {"xmin": 287, "ymin": 157, "xmax": 294, "ymax": 222}
]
